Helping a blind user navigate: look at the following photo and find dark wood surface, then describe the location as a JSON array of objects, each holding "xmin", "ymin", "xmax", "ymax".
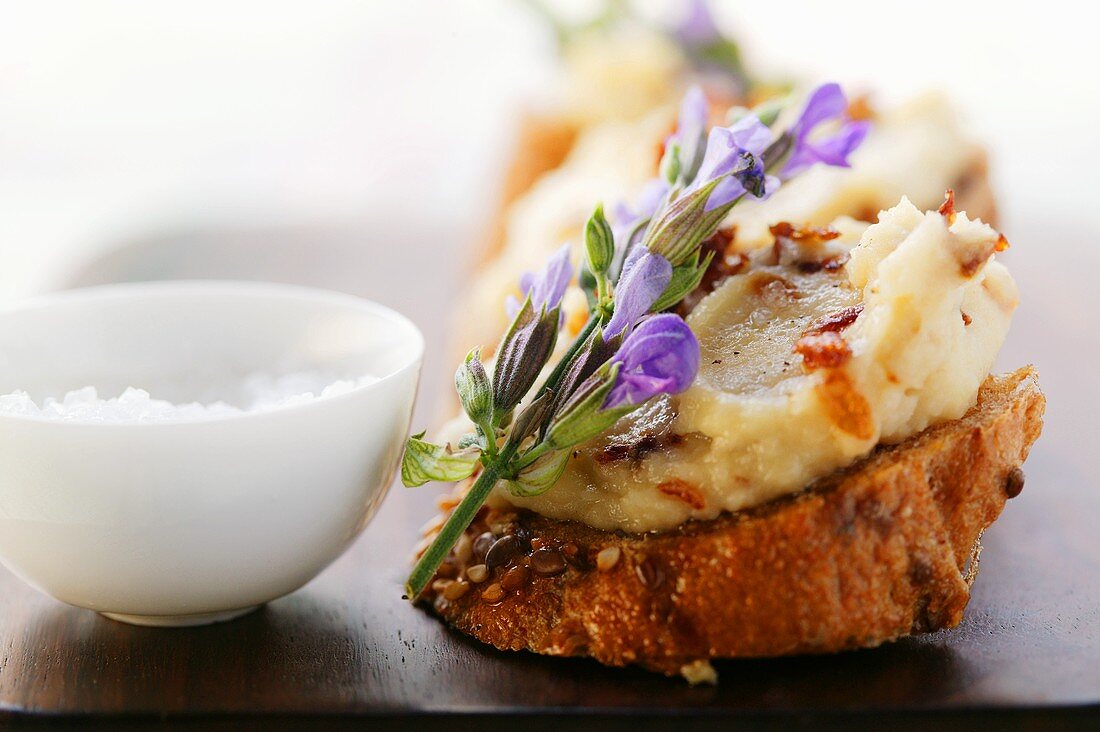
[{"xmin": 0, "ymin": 215, "xmax": 1097, "ymax": 729}]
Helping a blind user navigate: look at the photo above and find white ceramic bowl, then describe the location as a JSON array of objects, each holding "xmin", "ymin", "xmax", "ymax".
[{"xmin": 0, "ymin": 281, "xmax": 422, "ymax": 626}]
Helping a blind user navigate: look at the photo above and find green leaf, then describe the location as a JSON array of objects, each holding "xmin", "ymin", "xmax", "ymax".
[
  {"xmin": 651, "ymin": 248, "xmax": 715, "ymax": 313},
  {"xmin": 400, "ymin": 434, "xmax": 481, "ymax": 487},
  {"xmin": 545, "ymin": 362, "xmax": 632, "ymax": 449},
  {"xmin": 505, "ymin": 448, "xmax": 572, "ymax": 498}
]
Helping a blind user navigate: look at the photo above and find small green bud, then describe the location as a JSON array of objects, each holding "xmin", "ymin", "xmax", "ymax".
[
  {"xmin": 455, "ymin": 347, "xmax": 493, "ymax": 427},
  {"xmin": 659, "ymin": 141, "xmax": 682, "ymax": 185},
  {"xmin": 584, "ymin": 204, "xmax": 615, "ymax": 276},
  {"xmin": 640, "ymin": 180, "xmax": 730, "ymax": 266}
]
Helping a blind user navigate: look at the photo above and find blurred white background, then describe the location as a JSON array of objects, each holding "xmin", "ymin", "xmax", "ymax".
[{"xmin": 0, "ymin": 0, "xmax": 1092, "ymax": 299}]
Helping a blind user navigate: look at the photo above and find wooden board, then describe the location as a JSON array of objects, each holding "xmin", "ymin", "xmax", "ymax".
[{"xmin": 0, "ymin": 218, "xmax": 1096, "ymax": 729}]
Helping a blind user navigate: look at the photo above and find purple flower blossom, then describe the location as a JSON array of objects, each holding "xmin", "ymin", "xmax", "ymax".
[
  {"xmin": 505, "ymin": 243, "xmax": 573, "ymax": 318},
  {"xmin": 690, "ymin": 114, "xmax": 779, "ymax": 210},
  {"xmin": 604, "ymin": 314, "xmax": 700, "ymax": 409},
  {"xmin": 603, "ymin": 250, "xmax": 672, "ymax": 339},
  {"xmin": 781, "ymin": 83, "xmax": 871, "ymax": 179},
  {"xmin": 675, "ymin": 0, "xmax": 720, "ymax": 47},
  {"xmin": 666, "ymin": 85, "xmax": 709, "ymax": 182},
  {"xmin": 611, "ymin": 178, "xmax": 669, "ymax": 252}
]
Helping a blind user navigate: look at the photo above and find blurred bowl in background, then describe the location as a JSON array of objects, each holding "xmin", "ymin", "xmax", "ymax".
[{"xmin": 0, "ymin": 281, "xmax": 422, "ymax": 626}]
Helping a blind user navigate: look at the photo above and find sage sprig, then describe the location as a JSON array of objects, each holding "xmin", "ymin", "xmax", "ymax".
[{"xmin": 401, "ymin": 82, "xmax": 870, "ymax": 600}]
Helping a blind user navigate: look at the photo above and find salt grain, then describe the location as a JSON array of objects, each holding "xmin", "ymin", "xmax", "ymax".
[{"xmin": 0, "ymin": 371, "xmax": 379, "ymax": 423}]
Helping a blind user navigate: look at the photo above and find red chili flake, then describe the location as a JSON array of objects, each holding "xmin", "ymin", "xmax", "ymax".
[
  {"xmin": 995, "ymin": 233, "xmax": 1010, "ymax": 252},
  {"xmin": 962, "ymin": 311, "xmax": 973, "ymax": 326},
  {"xmin": 938, "ymin": 189, "xmax": 957, "ymax": 224},
  {"xmin": 769, "ymin": 221, "xmax": 841, "ymax": 243},
  {"xmin": 805, "ymin": 304, "xmax": 864, "ymax": 335},
  {"xmin": 794, "ymin": 331, "xmax": 853, "ymax": 370},
  {"xmin": 959, "ymin": 254, "xmax": 986, "ymax": 278}
]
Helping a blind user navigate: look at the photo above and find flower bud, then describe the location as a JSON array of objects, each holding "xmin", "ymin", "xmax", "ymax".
[
  {"xmin": 455, "ymin": 347, "xmax": 493, "ymax": 427},
  {"xmin": 659, "ymin": 141, "xmax": 682, "ymax": 185},
  {"xmin": 584, "ymin": 204, "xmax": 615, "ymax": 277},
  {"xmin": 505, "ymin": 449, "xmax": 571, "ymax": 498},
  {"xmin": 640, "ymin": 180, "xmax": 729, "ymax": 266},
  {"xmin": 491, "ymin": 297, "xmax": 559, "ymax": 422}
]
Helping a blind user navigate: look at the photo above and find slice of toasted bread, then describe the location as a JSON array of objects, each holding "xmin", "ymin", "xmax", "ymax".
[{"xmin": 421, "ymin": 367, "xmax": 1044, "ymax": 679}]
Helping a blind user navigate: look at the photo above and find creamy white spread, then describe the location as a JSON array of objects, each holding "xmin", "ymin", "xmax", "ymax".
[
  {"xmin": 497, "ymin": 199, "xmax": 1017, "ymax": 532},
  {"xmin": 727, "ymin": 93, "xmax": 984, "ymax": 249},
  {"xmin": 460, "ymin": 92, "xmax": 985, "ymax": 352}
]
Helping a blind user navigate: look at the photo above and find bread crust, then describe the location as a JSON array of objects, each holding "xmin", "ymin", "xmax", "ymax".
[{"xmin": 421, "ymin": 368, "xmax": 1044, "ymax": 677}]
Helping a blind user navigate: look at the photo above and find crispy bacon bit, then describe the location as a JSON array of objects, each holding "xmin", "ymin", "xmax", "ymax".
[
  {"xmin": 795, "ymin": 331, "xmax": 852, "ymax": 370},
  {"xmin": 959, "ymin": 253, "xmax": 988, "ymax": 278},
  {"xmin": 816, "ymin": 370, "xmax": 875, "ymax": 440},
  {"xmin": 657, "ymin": 479, "xmax": 706, "ymax": 510},
  {"xmin": 995, "ymin": 233, "xmax": 1010, "ymax": 252},
  {"xmin": 770, "ymin": 222, "xmax": 846, "ymax": 272},
  {"xmin": 854, "ymin": 205, "xmax": 879, "ymax": 224},
  {"xmin": 805, "ymin": 304, "xmax": 864, "ymax": 335},
  {"xmin": 594, "ymin": 433, "xmax": 684, "ymax": 464},
  {"xmin": 938, "ymin": 189, "xmax": 957, "ymax": 224},
  {"xmin": 962, "ymin": 311, "xmax": 973, "ymax": 326},
  {"xmin": 818, "ymin": 252, "xmax": 850, "ymax": 273},
  {"xmin": 769, "ymin": 221, "xmax": 841, "ymax": 243},
  {"xmin": 678, "ymin": 227, "xmax": 746, "ymax": 314},
  {"xmin": 774, "ymin": 221, "xmax": 840, "ymax": 249}
]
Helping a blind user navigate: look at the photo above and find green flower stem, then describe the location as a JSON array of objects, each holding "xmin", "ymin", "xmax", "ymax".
[
  {"xmin": 535, "ymin": 310, "xmax": 599, "ymax": 400},
  {"xmin": 405, "ymin": 439, "xmax": 518, "ymax": 600},
  {"xmin": 476, "ymin": 418, "xmax": 498, "ymax": 461},
  {"xmin": 511, "ymin": 440, "xmax": 554, "ymax": 473},
  {"xmin": 404, "ymin": 312, "xmax": 602, "ymax": 602}
]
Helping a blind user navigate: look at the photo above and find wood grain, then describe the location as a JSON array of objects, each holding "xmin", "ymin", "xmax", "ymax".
[{"xmin": 0, "ymin": 217, "xmax": 1096, "ymax": 728}]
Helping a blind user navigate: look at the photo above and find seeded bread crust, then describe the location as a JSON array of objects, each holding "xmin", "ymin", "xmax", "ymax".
[{"xmin": 421, "ymin": 367, "xmax": 1044, "ymax": 677}]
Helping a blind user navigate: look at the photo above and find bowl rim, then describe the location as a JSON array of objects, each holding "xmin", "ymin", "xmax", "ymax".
[{"xmin": 0, "ymin": 279, "xmax": 425, "ymax": 428}]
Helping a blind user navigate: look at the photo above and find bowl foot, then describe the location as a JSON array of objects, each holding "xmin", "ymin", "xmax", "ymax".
[{"xmin": 100, "ymin": 605, "xmax": 261, "ymax": 627}]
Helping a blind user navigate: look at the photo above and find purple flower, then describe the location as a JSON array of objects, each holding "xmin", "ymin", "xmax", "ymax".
[
  {"xmin": 603, "ymin": 250, "xmax": 672, "ymax": 339},
  {"xmin": 604, "ymin": 314, "xmax": 700, "ymax": 409},
  {"xmin": 666, "ymin": 85, "xmax": 709, "ymax": 182},
  {"xmin": 611, "ymin": 179, "xmax": 669, "ymax": 252},
  {"xmin": 505, "ymin": 243, "xmax": 573, "ymax": 318},
  {"xmin": 781, "ymin": 83, "xmax": 871, "ymax": 179},
  {"xmin": 690, "ymin": 114, "xmax": 779, "ymax": 210},
  {"xmin": 675, "ymin": 0, "xmax": 720, "ymax": 47}
]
